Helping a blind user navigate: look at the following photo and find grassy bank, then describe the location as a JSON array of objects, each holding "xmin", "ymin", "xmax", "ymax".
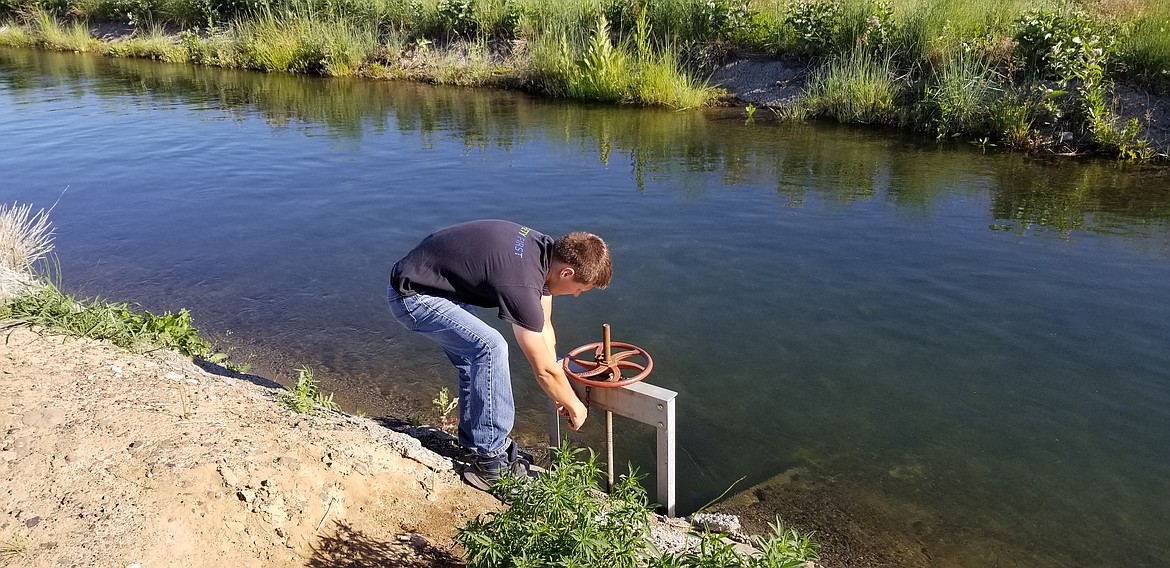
[{"xmin": 1, "ymin": 1, "xmax": 1167, "ymax": 157}]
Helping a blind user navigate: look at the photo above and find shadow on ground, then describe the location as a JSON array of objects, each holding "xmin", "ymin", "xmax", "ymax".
[{"xmin": 307, "ymin": 521, "xmax": 464, "ymax": 568}]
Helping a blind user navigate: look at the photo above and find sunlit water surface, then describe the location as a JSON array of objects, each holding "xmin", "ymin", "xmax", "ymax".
[{"xmin": 3, "ymin": 47, "xmax": 1169, "ymax": 568}]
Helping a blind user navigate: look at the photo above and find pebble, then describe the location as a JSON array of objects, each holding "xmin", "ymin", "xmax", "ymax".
[
  {"xmin": 25, "ymin": 516, "xmax": 41, "ymax": 528},
  {"xmin": 238, "ymin": 489, "xmax": 256, "ymax": 504},
  {"xmin": 165, "ymin": 373, "xmax": 183, "ymax": 381},
  {"xmin": 128, "ymin": 441, "xmax": 145, "ymax": 450},
  {"xmin": 110, "ymin": 365, "xmax": 122, "ymax": 376}
]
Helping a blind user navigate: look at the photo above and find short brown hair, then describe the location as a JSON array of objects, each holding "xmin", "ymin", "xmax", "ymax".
[{"xmin": 552, "ymin": 232, "xmax": 612, "ymax": 289}]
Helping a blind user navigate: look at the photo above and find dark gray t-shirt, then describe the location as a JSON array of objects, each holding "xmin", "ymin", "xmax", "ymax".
[{"xmin": 389, "ymin": 220, "xmax": 552, "ymax": 332}]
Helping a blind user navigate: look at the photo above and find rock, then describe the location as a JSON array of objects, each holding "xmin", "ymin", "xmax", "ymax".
[
  {"xmin": 691, "ymin": 512, "xmax": 741, "ymax": 534},
  {"xmin": 165, "ymin": 373, "xmax": 183, "ymax": 381},
  {"xmin": 128, "ymin": 441, "xmax": 144, "ymax": 450},
  {"xmin": 25, "ymin": 516, "xmax": 40, "ymax": 528}
]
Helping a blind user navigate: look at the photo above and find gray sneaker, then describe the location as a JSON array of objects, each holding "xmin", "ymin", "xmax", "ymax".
[{"xmin": 461, "ymin": 441, "xmax": 531, "ymax": 492}]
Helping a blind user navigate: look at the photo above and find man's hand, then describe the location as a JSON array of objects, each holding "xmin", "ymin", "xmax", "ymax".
[{"xmin": 559, "ymin": 401, "xmax": 588, "ymax": 430}]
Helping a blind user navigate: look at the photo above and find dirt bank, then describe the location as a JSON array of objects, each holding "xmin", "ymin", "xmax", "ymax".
[{"xmin": 0, "ymin": 324, "xmax": 500, "ymax": 567}]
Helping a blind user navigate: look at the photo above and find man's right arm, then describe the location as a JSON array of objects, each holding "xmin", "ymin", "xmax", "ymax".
[{"xmin": 512, "ymin": 324, "xmax": 588, "ymax": 430}]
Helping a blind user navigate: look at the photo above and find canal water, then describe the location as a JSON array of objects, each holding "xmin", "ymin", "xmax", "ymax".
[{"xmin": 2, "ymin": 47, "xmax": 1168, "ymax": 567}]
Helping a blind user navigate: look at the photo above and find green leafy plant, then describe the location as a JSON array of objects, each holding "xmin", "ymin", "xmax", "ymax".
[
  {"xmin": 693, "ymin": 0, "xmax": 753, "ymax": 43},
  {"xmin": 432, "ymin": 386, "xmax": 458, "ymax": 431},
  {"xmin": 456, "ymin": 443, "xmax": 819, "ymax": 568},
  {"xmin": 1015, "ymin": 1, "xmax": 1113, "ymax": 82},
  {"xmin": 456, "ymin": 444, "xmax": 652, "ymax": 567},
  {"xmin": 782, "ymin": 0, "xmax": 841, "ymax": 55},
  {"xmin": 278, "ymin": 365, "xmax": 341, "ymax": 415}
]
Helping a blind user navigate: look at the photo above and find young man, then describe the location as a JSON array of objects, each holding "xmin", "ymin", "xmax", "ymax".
[{"xmin": 386, "ymin": 219, "xmax": 612, "ymax": 490}]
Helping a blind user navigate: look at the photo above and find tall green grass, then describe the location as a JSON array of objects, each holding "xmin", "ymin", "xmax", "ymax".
[
  {"xmin": 28, "ymin": 8, "xmax": 100, "ymax": 52},
  {"xmin": 918, "ymin": 52, "xmax": 1002, "ymax": 138},
  {"xmin": 104, "ymin": 24, "xmax": 188, "ymax": 62},
  {"xmin": 232, "ymin": 10, "xmax": 377, "ymax": 75},
  {"xmin": 526, "ymin": 14, "xmax": 713, "ymax": 107},
  {"xmin": 802, "ymin": 49, "xmax": 900, "ymax": 124},
  {"xmin": 1116, "ymin": 5, "xmax": 1170, "ymax": 91},
  {"xmin": 892, "ymin": 0, "xmax": 1029, "ymax": 68}
]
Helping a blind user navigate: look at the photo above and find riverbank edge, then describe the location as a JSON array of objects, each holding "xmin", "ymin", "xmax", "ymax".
[
  {"xmin": 2, "ymin": 18, "xmax": 1169, "ymax": 162},
  {"xmin": 1, "ymin": 321, "xmax": 739, "ymax": 566}
]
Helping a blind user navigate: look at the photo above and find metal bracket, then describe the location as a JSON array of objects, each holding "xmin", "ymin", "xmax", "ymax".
[{"xmin": 548, "ymin": 379, "xmax": 677, "ymax": 517}]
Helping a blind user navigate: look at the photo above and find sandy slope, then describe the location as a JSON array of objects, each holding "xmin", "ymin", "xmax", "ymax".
[{"xmin": 0, "ymin": 325, "xmax": 499, "ymax": 568}]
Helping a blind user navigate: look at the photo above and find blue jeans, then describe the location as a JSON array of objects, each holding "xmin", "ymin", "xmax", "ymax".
[{"xmin": 387, "ymin": 289, "xmax": 514, "ymax": 459}]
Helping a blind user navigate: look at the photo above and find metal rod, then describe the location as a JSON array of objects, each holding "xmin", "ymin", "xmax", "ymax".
[
  {"xmin": 602, "ymin": 323, "xmax": 612, "ymax": 363},
  {"xmin": 602, "ymin": 324, "xmax": 614, "ymax": 493},
  {"xmin": 606, "ymin": 409, "xmax": 614, "ymax": 493}
]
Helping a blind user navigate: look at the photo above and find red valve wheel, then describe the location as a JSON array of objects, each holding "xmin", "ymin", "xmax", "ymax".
[{"xmin": 562, "ymin": 342, "xmax": 654, "ymax": 388}]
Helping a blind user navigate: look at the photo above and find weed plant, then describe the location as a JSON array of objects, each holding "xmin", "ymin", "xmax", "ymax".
[
  {"xmin": 277, "ymin": 365, "xmax": 341, "ymax": 415},
  {"xmin": 0, "ymin": 282, "xmax": 235, "ymax": 363},
  {"xmin": 456, "ymin": 445, "xmax": 654, "ymax": 567},
  {"xmin": 456, "ymin": 443, "xmax": 820, "ymax": 568}
]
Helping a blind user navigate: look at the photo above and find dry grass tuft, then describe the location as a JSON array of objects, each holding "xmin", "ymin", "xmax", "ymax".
[{"xmin": 0, "ymin": 203, "xmax": 55, "ymax": 301}]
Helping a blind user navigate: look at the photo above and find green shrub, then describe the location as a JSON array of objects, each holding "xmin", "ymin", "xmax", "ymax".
[
  {"xmin": 1, "ymin": 282, "xmax": 228, "ymax": 361},
  {"xmin": 989, "ymin": 84, "xmax": 1042, "ymax": 148},
  {"xmin": 277, "ymin": 366, "xmax": 341, "ymax": 415},
  {"xmin": 780, "ymin": 0, "xmax": 842, "ymax": 56},
  {"xmin": 456, "ymin": 443, "xmax": 820, "ymax": 568},
  {"xmin": 1014, "ymin": 0, "xmax": 1113, "ymax": 81},
  {"xmin": 456, "ymin": 445, "xmax": 652, "ymax": 567}
]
